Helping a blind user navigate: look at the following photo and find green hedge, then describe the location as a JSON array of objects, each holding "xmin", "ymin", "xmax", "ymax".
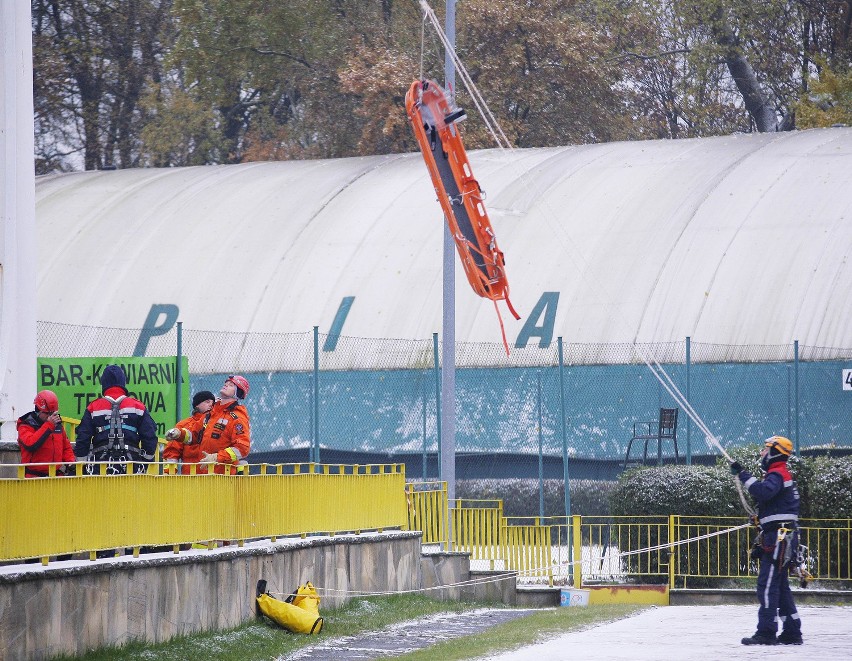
[
  {"xmin": 456, "ymin": 479, "xmax": 616, "ymax": 517},
  {"xmin": 608, "ymin": 455, "xmax": 852, "ymax": 584},
  {"xmin": 609, "ymin": 454, "xmax": 852, "ymax": 518}
]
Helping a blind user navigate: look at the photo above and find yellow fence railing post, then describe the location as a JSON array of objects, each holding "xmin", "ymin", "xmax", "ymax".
[
  {"xmin": 572, "ymin": 514, "xmax": 582, "ymax": 588},
  {"xmin": 668, "ymin": 514, "xmax": 676, "ymax": 589}
]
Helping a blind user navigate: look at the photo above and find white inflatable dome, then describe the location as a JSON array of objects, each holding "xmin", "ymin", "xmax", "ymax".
[{"xmin": 36, "ymin": 127, "xmax": 852, "ymax": 352}]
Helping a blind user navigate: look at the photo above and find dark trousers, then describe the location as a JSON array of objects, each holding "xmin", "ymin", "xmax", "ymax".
[{"xmin": 756, "ymin": 550, "xmax": 801, "ymax": 635}]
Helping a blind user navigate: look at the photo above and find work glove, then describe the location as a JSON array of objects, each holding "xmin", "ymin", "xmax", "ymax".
[
  {"xmin": 165, "ymin": 428, "xmax": 181, "ymax": 441},
  {"xmin": 729, "ymin": 461, "xmax": 743, "ymax": 475},
  {"xmin": 201, "ymin": 451, "xmax": 218, "ymax": 465},
  {"xmin": 750, "ymin": 544, "xmax": 763, "ymax": 561}
]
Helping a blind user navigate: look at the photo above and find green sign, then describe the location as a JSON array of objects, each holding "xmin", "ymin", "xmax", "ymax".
[{"xmin": 37, "ymin": 356, "xmax": 190, "ymax": 437}]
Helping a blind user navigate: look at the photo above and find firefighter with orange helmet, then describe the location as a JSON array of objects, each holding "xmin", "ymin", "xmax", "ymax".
[
  {"xmin": 165, "ymin": 376, "xmax": 251, "ymax": 475},
  {"xmin": 730, "ymin": 436, "xmax": 803, "ymax": 646},
  {"xmin": 16, "ymin": 390, "xmax": 75, "ymax": 477}
]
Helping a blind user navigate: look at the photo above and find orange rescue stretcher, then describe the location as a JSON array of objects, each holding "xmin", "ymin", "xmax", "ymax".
[{"xmin": 405, "ymin": 79, "xmax": 520, "ymax": 351}]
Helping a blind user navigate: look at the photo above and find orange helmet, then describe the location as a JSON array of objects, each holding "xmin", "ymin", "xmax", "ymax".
[
  {"xmin": 764, "ymin": 436, "xmax": 794, "ymax": 456},
  {"xmin": 226, "ymin": 375, "xmax": 250, "ymax": 399},
  {"xmin": 34, "ymin": 390, "xmax": 59, "ymax": 413}
]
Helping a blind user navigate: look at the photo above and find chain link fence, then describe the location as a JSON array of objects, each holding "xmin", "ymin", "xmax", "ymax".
[{"xmin": 37, "ymin": 322, "xmax": 852, "ymax": 505}]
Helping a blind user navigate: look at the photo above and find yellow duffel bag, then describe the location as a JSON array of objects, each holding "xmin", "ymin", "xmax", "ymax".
[
  {"xmin": 256, "ymin": 593, "xmax": 323, "ymax": 634},
  {"xmin": 290, "ymin": 581, "xmax": 321, "ymax": 616}
]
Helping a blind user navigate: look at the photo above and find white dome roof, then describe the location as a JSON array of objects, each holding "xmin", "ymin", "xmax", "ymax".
[{"xmin": 36, "ymin": 127, "xmax": 852, "ymax": 352}]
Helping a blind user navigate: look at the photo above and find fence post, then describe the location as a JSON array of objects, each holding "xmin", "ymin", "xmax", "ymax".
[
  {"xmin": 433, "ymin": 333, "xmax": 441, "ymax": 479},
  {"xmin": 537, "ymin": 371, "xmax": 544, "ymax": 518},
  {"xmin": 786, "ymin": 364, "xmax": 792, "ymax": 439},
  {"xmin": 422, "ymin": 375, "xmax": 428, "ymax": 481},
  {"xmin": 175, "ymin": 321, "xmax": 183, "ymax": 423},
  {"xmin": 685, "ymin": 336, "xmax": 691, "ymax": 465},
  {"xmin": 313, "ymin": 325, "xmax": 320, "ymax": 464},
  {"xmin": 572, "ymin": 514, "xmax": 583, "ymax": 587},
  {"xmin": 558, "ymin": 337, "xmax": 572, "ymax": 583},
  {"xmin": 668, "ymin": 514, "xmax": 676, "ymax": 589},
  {"xmin": 794, "ymin": 339, "xmax": 800, "ymax": 453}
]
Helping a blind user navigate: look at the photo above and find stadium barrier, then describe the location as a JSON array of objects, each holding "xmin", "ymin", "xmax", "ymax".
[{"xmin": 0, "ymin": 462, "xmax": 407, "ymax": 562}]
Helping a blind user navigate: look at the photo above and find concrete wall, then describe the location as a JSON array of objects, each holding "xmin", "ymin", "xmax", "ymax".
[
  {"xmin": 0, "ymin": 532, "xmax": 423, "ymax": 660},
  {"xmin": 421, "ymin": 551, "xmax": 517, "ymax": 605},
  {"xmin": 0, "ymin": 442, "xmax": 20, "ymax": 479}
]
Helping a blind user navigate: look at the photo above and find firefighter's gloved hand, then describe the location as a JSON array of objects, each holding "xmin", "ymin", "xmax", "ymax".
[
  {"xmin": 750, "ymin": 544, "xmax": 763, "ymax": 560},
  {"xmin": 165, "ymin": 428, "xmax": 181, "ymax": 441},
  {"xmin": 729, "ymin": 461, "xmax": 743, "ymax": 475},
  {"xmin": 201, "ymin": 451, "xmax": 218, "ymax": 464}
]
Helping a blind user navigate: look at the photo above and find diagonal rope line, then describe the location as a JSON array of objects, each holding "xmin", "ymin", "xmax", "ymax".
[
  {"xmin": 269, "ymin": 522, "xmax": 752, "ymax": 598},
  {"xmin": 418, "ymin": 0, "xmax": 511, "ymax": 150}
]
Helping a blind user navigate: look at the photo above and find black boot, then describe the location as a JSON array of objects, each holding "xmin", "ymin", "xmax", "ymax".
[
  {"xmin": 255, "ymin": 579, "xmax": 267, "ymax": 618},
  {"xmin": 741, "ymin": 632, "xmax": 777, "ymax": 645},
  {"xmin": 778, "ymin": 631, "xmax": 803, "ymax": 645}
]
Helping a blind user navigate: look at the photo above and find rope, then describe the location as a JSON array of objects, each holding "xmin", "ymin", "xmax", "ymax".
[
  {"xmin": 269, "ymin": 522, "xmax": 752, "ymax": 599},
  {"xmin": 417, "ymin": 1, "xmax": 511, "ymax": 149},
  {"xmin": 414, "ymin": 2, "xmax": 756, "ymax": 515}
]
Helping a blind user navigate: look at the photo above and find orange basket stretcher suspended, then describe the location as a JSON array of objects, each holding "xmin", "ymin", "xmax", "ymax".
[{"xmin": 405, "ymin": 79, "xmax": 520, "ymax": 351}]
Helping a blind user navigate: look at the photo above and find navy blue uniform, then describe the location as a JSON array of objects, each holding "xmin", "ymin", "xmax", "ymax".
[{"xmin": 738, "ymin": 461, "xmax": 801, "ymax": 639}]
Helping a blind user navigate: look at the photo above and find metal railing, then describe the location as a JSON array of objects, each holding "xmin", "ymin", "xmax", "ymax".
[
  {"xmin": 404, "ymin": 485, "xmax": 852, "ymax": 588},
  {"xmin": 0, "ymin": 463, "xmax": 407, "ymax": 562}
]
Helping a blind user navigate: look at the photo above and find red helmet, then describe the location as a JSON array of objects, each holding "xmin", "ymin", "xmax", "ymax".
[
  {"xmin": 226, "ymin": 375, "xmax": 250, "ymax": 399},
  {"xmin": 34, "ymin": 390, "xmax": 59, "ymax": 413}
]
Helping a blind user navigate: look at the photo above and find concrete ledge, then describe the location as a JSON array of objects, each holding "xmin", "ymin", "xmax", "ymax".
[
  {"xmin": 670, "ymin": 588, "xmax": 852, "ymax": 606},
  {"xmin": 0, "ymin": 531, "xmax": 423, "ymax": 659},
  {"xmin": 420, "ymin": 552, "xmax": 517, "ymax": 605},
  {"xmin": 587, "ymin": 584, "xmax": 668, "ymax": 605},
  {"xmin": 467, "ymin": 570, "xmax": 517, "ymax": 606},
  {"xmin": 516, "ymin": 586, "xmax": 559, "ymax": 608}
]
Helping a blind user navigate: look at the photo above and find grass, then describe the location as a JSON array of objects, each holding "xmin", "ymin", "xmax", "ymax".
[
  {"xmin": 57, "ymin": 595, "xmax": 644, "ymax": 661},
  {"xmin": 395, "ymin": 603, "xmax": 644, "ymax": 661}
]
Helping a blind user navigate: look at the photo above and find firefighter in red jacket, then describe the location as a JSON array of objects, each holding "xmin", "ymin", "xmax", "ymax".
[
  {"xmin": 162, "ymin": 390, "xmax": 216, "ymax": 473},
  {"xmin": 165, "ymin": 376, "xmax": 251, "ymax": 475},
  {"xmin": 16, "ymin": 390, "xmax": 75, "ymax": 477}
]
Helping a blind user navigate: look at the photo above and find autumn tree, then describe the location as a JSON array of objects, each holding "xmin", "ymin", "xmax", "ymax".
[{"xmin": 32, "ymin": 0, "xmax": 173, "ymax": 172}]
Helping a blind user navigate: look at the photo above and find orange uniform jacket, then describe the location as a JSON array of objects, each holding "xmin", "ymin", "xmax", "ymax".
[
  {"xmin": 162, "ymin": 411, "xmax": 206, "ymax": 474},
  {"xmin": 171, "ymin": 399, "xmax": 250, "ymax": 474}
]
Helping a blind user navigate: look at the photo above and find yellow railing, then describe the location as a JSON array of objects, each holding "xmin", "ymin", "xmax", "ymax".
[
  {"xmin": 451, "ymin": 499, "xmax": 503, "ymax": 566},
  {"xmin": 502, "ymin": 520, "xmax": 556, "ymax": 584},
  {"xmin": 405, "ymin": 481, "xmax": 449, "ymax": 545},
  {"xmin": 401, "ymin": 488, "xmax": 852, "ymax": 588},
  {"xmin": 0, "ymin": 463, "xmax": 407, "ymax": 562}
]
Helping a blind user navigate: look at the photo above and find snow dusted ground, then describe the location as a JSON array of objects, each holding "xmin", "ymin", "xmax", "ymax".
[{"xmin": 481, "ymin": 605, "xmax": 852, "ymax": 660}]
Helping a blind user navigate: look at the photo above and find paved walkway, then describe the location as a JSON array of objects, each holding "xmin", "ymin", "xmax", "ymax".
[
  {"xmin": 483, "ymin": 605, "xmax": 852, "ymax": 660},
  {"xmin": 285, "ymin": 608, "xmax": 539, "ymax": 660},
  {"xmin": 283, "ymin": 605, "xmax": 852, "ymax": 660}
]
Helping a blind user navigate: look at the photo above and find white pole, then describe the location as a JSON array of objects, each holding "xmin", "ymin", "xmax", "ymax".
[
  {"xmin": 441, "ymin": 0, "xmax": 457, "ymax": 505},
  {"xmin": 0, "ymin": 0, "xmax": 37, "ymax": 441}
]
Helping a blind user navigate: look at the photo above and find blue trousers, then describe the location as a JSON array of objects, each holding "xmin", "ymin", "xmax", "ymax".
[{"xmin": 755, "ymin": 549, "xmax": 802, "ymax": 636}]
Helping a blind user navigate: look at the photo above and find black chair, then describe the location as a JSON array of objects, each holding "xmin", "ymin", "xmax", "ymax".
[{"xmin": 623, "ymin": 408, "xmax": 679, "ymax": 469}]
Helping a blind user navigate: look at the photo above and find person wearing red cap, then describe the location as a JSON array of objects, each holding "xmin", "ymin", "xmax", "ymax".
[
  {"xmin": 164, "ymin": 376, "xmax": 251, "ymax": 475},
  {"xmin": 16, "ymin": 390, "xmax": 75, "ymax": 477},
  {"xmin": 163, "ymin": 390, "xmax": 216, "ymax": 474}
]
